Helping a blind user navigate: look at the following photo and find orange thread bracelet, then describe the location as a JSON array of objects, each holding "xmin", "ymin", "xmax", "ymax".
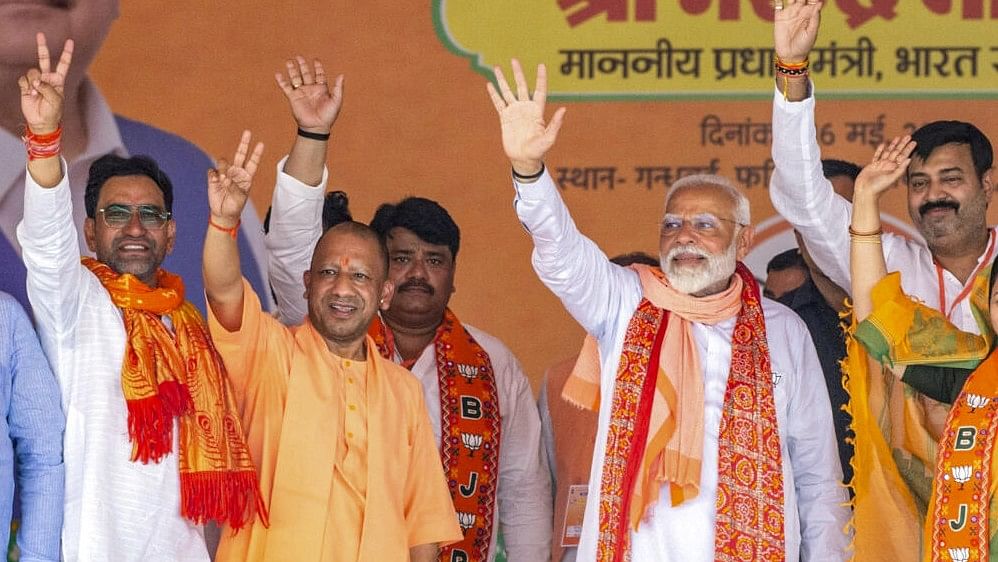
[
  {"xmin": 21, "ymin": 124, "xmax": 63, "ymax": 161},
  {"xmin": 209, "ymin": 217, "xmax": 240, "ymax": 240}
]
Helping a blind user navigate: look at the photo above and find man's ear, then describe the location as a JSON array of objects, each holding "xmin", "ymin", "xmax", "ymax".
[
  {"xmin": 303, "ymin": 270, "xmax": 311, "ymax": 301},
  {"xmin": 83, "ymin": 218, "xmax": 97, "ymax": 252},
  {"xmin": 380, "ymin": 280, "xmax": 395, "ymax": 311},
  {"xmin": 735, "ymin": 225, "xmax": 755, "ymax": 261}
]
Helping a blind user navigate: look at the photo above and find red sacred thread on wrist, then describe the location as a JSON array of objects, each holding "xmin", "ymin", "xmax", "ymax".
[
  {"xmin": 21, "ymin": 125, "xmax": 62, "ymax": 161},
  {"xmin": 209, "ymin": 217, "xmax": 240, "ymax": 240}
]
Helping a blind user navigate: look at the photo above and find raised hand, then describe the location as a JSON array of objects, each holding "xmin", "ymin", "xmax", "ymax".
[
  {"xmin": 275, "ymin": 56, "xmax": 344, "ymax": 134},
  {"xmin": 855, "ymin": 136, "xmax": 917, "ymax": 199},
  {"xmin": 773, "ymin": 0, "xmax": 823, "ymax": 62},
  {"xmin": 486, "ymin": 59, "xmax": 566, "ymax": 177},
  {"xmin": 207, "ymin": 131, "xmax": 265, "ymax": 226},
  {"xmin": 18, "ymin": 33, "xmax": 74, "ymax": 134}
]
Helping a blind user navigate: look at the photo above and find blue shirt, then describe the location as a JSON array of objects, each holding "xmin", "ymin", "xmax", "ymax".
[{"xmin": 0, "ymin": 291, "xmax": 64, "ymax": 561}]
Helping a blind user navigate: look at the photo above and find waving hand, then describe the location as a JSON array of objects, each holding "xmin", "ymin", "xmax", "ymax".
[{"xmin": 486, "ymin": 59, "xmax": 566, "ymax": 178}]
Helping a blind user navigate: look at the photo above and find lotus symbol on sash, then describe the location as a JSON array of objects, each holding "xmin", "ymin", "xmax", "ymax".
[
  {"xmin": 951, "ymin": 465, "xmax": 973, "ymax": 489},
  {"xmin": 966, "ymin": 393, "xmax": 990, "ymax": 412},
  {"xmin": 462, "ymin": 432, "xmax": 483, "ymax": 457},
  {"xmin": 948, "ymin": 547, "xmax": 970, "ymax": 562},
  {"xmin": 458, "ymin": 511, "xmax": 476, "ymax": 532},
  {"xmin": 771, "ymin": 371, "xmax": 783, "ymax": 386},
  {"xmin": 457, "ymin": 364, "xmax": 479, "ymax": 383}
]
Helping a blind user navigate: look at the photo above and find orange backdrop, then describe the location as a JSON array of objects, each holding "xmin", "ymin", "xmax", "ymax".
[{"xmin": 90, "ymin": 2, "xmax": 998, "ymax": 391}]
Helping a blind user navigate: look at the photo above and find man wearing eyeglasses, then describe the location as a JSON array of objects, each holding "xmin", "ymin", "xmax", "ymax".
[
  {"xmin": 15, "ymin": 34, "xmax": 266, "ymax": 561},
  {"xmin": 484, "ymin": 59, "xmax": 850, "ymax": 561}
]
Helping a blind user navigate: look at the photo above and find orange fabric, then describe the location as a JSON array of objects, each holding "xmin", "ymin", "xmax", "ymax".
[
  {"xmin": 592, "ymin": 264, "xmax": 785, "ymax": 561},
  {"xmin": 211, "ymin": 281, "xmax": 462, "ymax": 562},
  {"xmin": 927, "ymin": 352, "xmax": 998, "ymax": 561},
  {"xmin": 82, "ymin": 258, "xmax": 265, "ymax": 529},
  {"xmin": 369, "ymin": 310, "xmax": 501, "ymax": 562},
  {"xmin": 547, "ymin": 355, "xmax": 599, "ymax": 562},
  {"xmin": 563, "ymin": 263, "xmax": 743, "ymax": 513}
]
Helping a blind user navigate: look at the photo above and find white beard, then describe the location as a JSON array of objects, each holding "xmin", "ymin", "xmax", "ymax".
[{"xmin": 661, "ymin": 241, "xmax": 737, "ymax": 295}]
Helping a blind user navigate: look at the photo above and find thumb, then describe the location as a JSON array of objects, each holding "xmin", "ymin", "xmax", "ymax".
[
  {"xmin": 543, "ymin": 107, "xmax": 567, "ymax": 144},
  {"xmin": 32, "ymin": 80, "xmax": 62, "ymax": 106}
]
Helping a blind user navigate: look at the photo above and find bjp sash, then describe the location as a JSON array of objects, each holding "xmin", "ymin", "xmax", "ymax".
[
  {"xmin": 596, "ymin": 264, "xmax": 785, "ymax": 561},
  {"xmin": 849, "ymin": 268, "xmax": 997, "ymax": 561},
  {"xmin": 370, "ymin": 310, "xmax": 501, "ymax": 562}
]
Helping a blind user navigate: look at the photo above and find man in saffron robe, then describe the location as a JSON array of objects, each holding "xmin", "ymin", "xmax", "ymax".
[
  {"xmin": 202, "ymin": 71, "xmax": 462, "ymax": 559},
  {"xmin": 483, "ymin": 59, "xmax": 851, "ymax": 561},
  {"xmin": 262, "ymin": 55, "xmax": 552, "ymax": 562}
]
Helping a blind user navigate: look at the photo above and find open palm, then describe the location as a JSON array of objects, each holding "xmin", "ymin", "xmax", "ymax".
[
  {"xmin": 208, "ymin": 131, "xmax": 265, "ymax": 223},
  {"xmin": 773, "ymin": 1, "xmax": 823, "ymax": 62},
  {"xmin": 486, "ymin": 59, "xmax": 566, "ymax": 174},
  {"xmin": 855, "ymin": 136, "xmax": 916, "ymax": 197},
  {"xmin": 276, "ymin": 56, "xmax": 344, "ymax": 132}
]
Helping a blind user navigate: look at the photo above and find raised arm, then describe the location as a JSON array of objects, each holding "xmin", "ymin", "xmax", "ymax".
[
  {"xmin": 20, "ymin": 33, "xmax": 73, "ymax": 188},
  {"xmin": 770, "ymin": 1, "xmax": 857, "ymax": 291},
  {"xmin": 850, "ymin": 136, "xmax": 915, "ymax": 322},
  {"xmin": 486, "ymin": 61, "xmax": 639, "ymax": 337},
  {"xmin": 203, "ymin": 132, "xmax": 264, "ymax": 331},
  {"xmin": 267, "ymin": 56, "xmax": 344, "ymax": 325}
]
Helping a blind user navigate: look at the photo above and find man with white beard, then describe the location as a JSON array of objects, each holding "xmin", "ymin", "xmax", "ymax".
[{"xmin": 485, "ymin": 59, "xmax": 851, "ymax": 562}]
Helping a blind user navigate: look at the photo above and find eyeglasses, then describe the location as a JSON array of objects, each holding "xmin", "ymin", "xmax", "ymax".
[
  {"xmin": 98, "ymin": 204, "xmax": 172, "ymax": 229},
  {"xmin": 660, "ymin": 213, "xmax": 747, "ymax": 236}
]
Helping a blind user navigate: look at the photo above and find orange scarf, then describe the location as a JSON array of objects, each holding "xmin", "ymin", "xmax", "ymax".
[
  {"xmin": 369, "ymin": 310, "xmax": 500, "ymax": 562},
  {"xmin": 564, "ymin": 263, "xmax": 785, "ymax": 560},
  {"xmin": 83, "ymin": 257, "xmax": 267, "ymax": 529}
]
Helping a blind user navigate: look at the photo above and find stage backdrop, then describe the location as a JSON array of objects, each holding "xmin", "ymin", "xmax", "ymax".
[{"xmin": 91, "ymin": 1, "xmax": 997, "ymax": 391}]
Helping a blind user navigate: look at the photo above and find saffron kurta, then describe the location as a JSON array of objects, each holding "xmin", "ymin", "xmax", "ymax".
[{"xmin": 210, "ymin": 282, "xmax": 461, "ymax": 562}]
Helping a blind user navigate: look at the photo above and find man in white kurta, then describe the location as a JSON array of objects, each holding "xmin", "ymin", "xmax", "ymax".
[{"xmin": 484, "ymin": 59, "xmax": 850, "ymax": 561}]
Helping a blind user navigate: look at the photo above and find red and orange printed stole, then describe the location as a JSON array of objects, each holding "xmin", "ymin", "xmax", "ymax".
[
  {"xmin": 82, "ymin": 258, "xmax": 267, "ymax": 529},
  {"xmin": 598, "ymin": 264, "xmax": 785, "ymax": 562},
  {"xmin": 928, "ymin": 351, "xmax": 998, "ymax": 562},
  {"xmin": 369, "ymin": 309, "xmax": 501, "ymax": 562}
]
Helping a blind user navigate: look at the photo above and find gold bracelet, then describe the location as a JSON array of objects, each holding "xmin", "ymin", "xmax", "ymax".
[
  {"xmin": 850, "ymin": 236, "xmax": 883, "ymax": 244},
  {"xmin": 848, "ymin": 225, "xmax": 882, "ymax": 237}
]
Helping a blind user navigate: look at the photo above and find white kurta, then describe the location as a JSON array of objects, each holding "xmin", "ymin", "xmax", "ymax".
[
  {"xmin": 513, "ymin": 171, "xmax": 851, "ymax": 562},
  {"xmin": 265, "ymin": 158, "xmax": 553, "ymax": 561},
  {"xmin": 17, "ymin": 168, "xmax": 208, "ymax": 562},
  {"xmin": 769, "ymin": 85, "xmax": 995, "ymax": 334}
]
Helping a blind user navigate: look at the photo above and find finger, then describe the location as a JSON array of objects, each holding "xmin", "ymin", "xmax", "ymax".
[
  {"xmin": 331, "ymin": 74, "xmax": 344, "ymax": 104},
  {"xmin": 532, "ymin": 63, "xmax": 548, "ymax": 110},
  {"xmin": 296, "ymin": 55, "xmax": 314, "ymax": 85},
  {"xmin": 314, "ymin": 59, "xmax": 327, "ymax": 85},
  {"xmin": 485, "ymin": 82, "xmax": 506, "ymax": 114},
  {"xmin": 544, "ymin": 107, "xmax": 568, "ymax": 143},
  {"xmin": 244, "ymin": 142, "xmax": 264, "ymax": 177},
  {"xmin": 285, "ymin": 59, "xmax": 303, "ymax": 88},
  {"xmin": 215, "ymin": 158, "xmax": 231, "ymax": 177},
  {"xmin": 232, "ymin": 130, "xmax": 251, "ymax": 168},
  {"xmin": 805, "ymin": 2, "xmax": 823, "ymax": 33},
  {"xmin": 36, "ymin": 33, "xmax": 51, "ymax": 74},
  {"xmin": 54, "ymin": 39, "xmax": 74, "ymax": 79},
  {"xmin": 493, "ymin": 65, "xmax": 516, "ymax": 105},
  {"xmin": 275, "ymin": 72, "xmax": 295, "ymax": 97},
  {"xmin": 900, "ymin": 138, "xmax": 917, "ymax": 159},
  {"xmin": 871, "ymin": 142, "xmax": 886, "ymax": 162},
  {"xmin": 17, "ymin": 75, "xmax": 31, "ymax": 97},
  {"xmin": 32, "ymin": 79, "xmax": 61, "ymax": 105},
  {"xmin": 511, "ymin": 58, "xmax": 530, "ymax": 101}
]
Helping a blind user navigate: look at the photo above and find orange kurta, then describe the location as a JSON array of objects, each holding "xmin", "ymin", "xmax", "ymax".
[{"xmin": 209, "ymin": 281, "xmax": 462, "ymax": 562}]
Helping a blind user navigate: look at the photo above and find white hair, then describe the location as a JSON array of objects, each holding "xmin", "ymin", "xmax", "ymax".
[{"xmin": 663, "ymin": 174, "xmax": 750, "ymax": 225}]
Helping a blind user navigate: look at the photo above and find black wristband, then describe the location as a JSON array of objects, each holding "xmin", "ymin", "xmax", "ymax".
[
  {"xmin": 512, "ymin": 163, "xmax": 546, "ymax": 181},
  {"xmin": 297, "ymin": 127, "xmax": 331, "ymax": 141}
]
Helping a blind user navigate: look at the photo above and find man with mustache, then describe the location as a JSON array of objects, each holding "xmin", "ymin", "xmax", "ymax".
[
  {"xmin": 263, "ymin": 55, "xmax": 552, "ymax": 562},
  {"xmin": 771, "ymin": 1, "xmax": 995, "ymax": 340},
  {"xmin": 16, "ymin": 34, "xmax": 266, "ymax": 561},
  {"xmin": 483, "ymin": 59, "xmax": 850, "ymax": 561}
]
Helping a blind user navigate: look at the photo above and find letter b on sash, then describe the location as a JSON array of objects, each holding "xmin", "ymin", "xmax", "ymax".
[
  {"xmin": 451, "ymin": 549, "xmax": 469, "ymax": 562},
  {"xmin": 461, "ymin": 396, "xmax": 482, "ymax": 420},
  {"xmin": 955, "ymin": 426, "xmax": 977, "ymax": 451}
]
